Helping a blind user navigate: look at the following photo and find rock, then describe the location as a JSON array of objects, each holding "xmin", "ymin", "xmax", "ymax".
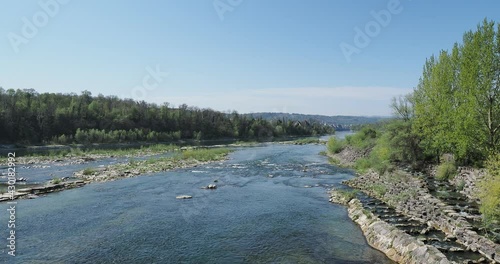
[
  {"xmin": 202, "ymin": 184, "xmax": 217, "ymax": 189},
  {"xmin": 176, "ymin": 195, "xmax": 192, "ymax": 199},
  {"xmin": 448, "ymin": 247, "xmax": 464, "ymax": 252}
]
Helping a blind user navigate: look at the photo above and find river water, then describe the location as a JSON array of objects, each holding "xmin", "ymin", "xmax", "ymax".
[{"xmin": 0, "ymin": 132, "xmax": 393, "ymax": 263}]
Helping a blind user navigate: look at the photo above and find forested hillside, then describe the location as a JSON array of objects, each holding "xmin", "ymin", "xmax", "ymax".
[
  {"xmin": 245, "ymin": 112, "xmax": 386, "ymax": 130},
  {"xmin": 0, "ymin": 89, "xmax": 334, "ymax": 145}
]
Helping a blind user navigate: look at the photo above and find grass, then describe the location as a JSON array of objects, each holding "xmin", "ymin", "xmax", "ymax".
[
  {"xmin": 456, "ymin": 180, "xmax": 466, "ymax": 191},
  {"xmin": 367, "ymin": 184, "xmax": 387, "ymax": 197},
  {"xmin": 338, "ymin": 189, "xmax": 358, "ymax": 201},
  {"xmin": 109, "ymin": 147, "xmax": 233, "ymax": 176},
  {"xmin": 289, "ymin": 137, "xmax": 322, "ymax": 145},
  {"xmin": 362, "ymin": 209, "xmax": 373, "ymax": 219},
  {"xmin": 83, "ymin": 168, "xmax": 97, "ymax": 175},
  {"xmin": 436, "ymin": 161, "xmax": 457, "ymax": 181},
  {"xmin": 389, "ymin": 189, "xmax": 417, "ymax": 205},
  {"xmin": 181, "ymin": 148, "xmax": 232, "ymax": 162},
  {"xmin": 328, "ymin": 157, "xmax": 341, "ymax": 165}
]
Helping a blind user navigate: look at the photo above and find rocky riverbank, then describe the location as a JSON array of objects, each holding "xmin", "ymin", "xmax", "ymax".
[
  {"xmin": 1, "ymin": 148, "xmax": 232, "ymax": 202},
  {"xmin": 0, "ymin": 179, "xmax": 86, "ymax": 202},
  {"xmin": 329, "ymin": 148, "xmax": 500, "ymax": 263},
  {"xmin": 330, "ymin": 189, "xmax": 451, "ymax": 264},
  {"xmin": 345, "ymin": 171, "xmax": 500, "ymax": 262}
]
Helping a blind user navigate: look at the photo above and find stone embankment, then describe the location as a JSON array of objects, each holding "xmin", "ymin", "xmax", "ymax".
[
  {"xmin": 443, "ymin": 166, "xmax": 486, "ymax": 203},
  {"xmin": 345, "ymin": 170, "xmax": 500, "ymax": 263},
  {"xmin": 330, "ymin": 189, "xmax": 451, "ymax": 264}
]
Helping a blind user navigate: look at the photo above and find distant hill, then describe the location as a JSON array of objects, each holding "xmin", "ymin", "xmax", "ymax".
[{"xmin": 243, "ymin": 113, "xmax": 389, "ymax": 130}]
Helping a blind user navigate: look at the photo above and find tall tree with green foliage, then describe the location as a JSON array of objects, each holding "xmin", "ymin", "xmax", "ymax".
[{"xmin": 412, "ymin": 19, "xmax": 500, "ymax": 164}]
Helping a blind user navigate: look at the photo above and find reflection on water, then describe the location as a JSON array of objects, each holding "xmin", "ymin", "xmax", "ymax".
[{"xmin": 0, "ymin": 134, "xmax": 391, "ymax": 263}]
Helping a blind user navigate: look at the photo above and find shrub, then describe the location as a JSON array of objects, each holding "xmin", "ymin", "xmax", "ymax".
[
  {"xmin": 435, "ymin": 161, "xmax": 457, "ymax": 181},
  {"xmin": 52, "ymin": 178, "xmax": 62, "ymax": 184},
  {"xmin": 353, "ymin": 155, "xmax": 392, "ymax": 175},
  {"xmin": 327, "ymin": 137, "xmax": 345, "ymax": 154},
  {"xmin": 328, "ymin": 157, "xmax": 341, "ymax": 165},
  {"xmin": 479, "ymin": 154, "xmax": 500, "ymax": 225},
  {"xmin": 370, "ymin": 184, "xmax": 387, "ymax": 197},
  {"xmin": 344, "ymin": 126, "xmax": 378, "ymax": 150},
  {"xmin": 456, "ymin": 180, "xmax": 466, "ymax": 191}
]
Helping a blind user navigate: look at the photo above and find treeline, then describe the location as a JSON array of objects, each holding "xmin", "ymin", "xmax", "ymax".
[
  {"xmin": 0, "ymin": 89, "xmax": 334, "ymax": 144},
  {"xmin": 244, "ymin": 112, "xmax": 387, "ymax": 130},
  {"xmin": 357, "ymin": 18, "xmax": 500, "ymax": 167}
]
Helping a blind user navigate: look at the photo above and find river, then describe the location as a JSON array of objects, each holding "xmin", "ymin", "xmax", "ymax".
[{"xmin": 0, "ymin": 132, "xmax": 393, "ymax": 263}]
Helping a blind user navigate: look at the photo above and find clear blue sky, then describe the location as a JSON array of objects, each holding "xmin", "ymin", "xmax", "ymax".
[{"xmin": 1, "ymin": 0, "xmax": 500, "ymax": 116}]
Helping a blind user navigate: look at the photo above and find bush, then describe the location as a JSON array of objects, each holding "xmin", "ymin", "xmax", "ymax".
[
  {"xmin": 327, "ymin": 137, "xmax": 345, "ymax": 154},
  {"xmin": 479, "ymin": 154, "xmax": 500, "ymax": 225},
  {"xmin": 354, "ymin": 158, "xmax": 372, "ymax": 174},
  {"xmin": 52, "ymin": 178, "xmax": 62, "ymax": 184},
  {"xmin": 353, "ymin": 155, "xmax": 392, "ymax": 175},
  {"xmin": 435, "ymin": 161, "xmax": 457, "ymax": 181},
  {"xmin": 345, "ymin": 126, "xmax": 378, "ymax": 150}
]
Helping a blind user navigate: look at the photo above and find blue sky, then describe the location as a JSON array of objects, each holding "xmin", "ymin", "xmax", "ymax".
[{"xmin": 1, "ymin": 0, "xmax": 500, "ymax": 116}]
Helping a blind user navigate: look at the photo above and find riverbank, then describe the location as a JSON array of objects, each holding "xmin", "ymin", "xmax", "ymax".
[
  {"xmin": 0, "ymin": 148, "xmax": 233, "ymax": 202},
  {"xmin": 329, "ymin": 189, "xmax": 450, "ymax": 264},
  {"xmin": 328, "ymin": 149, "xmax": 500, "ymax": 263}
]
